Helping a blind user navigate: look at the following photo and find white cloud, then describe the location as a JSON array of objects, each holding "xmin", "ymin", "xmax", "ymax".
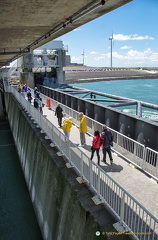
[
  {"xmin": 71, "ymin": 56, "xmax": 81, "ymax": 62},
  {"xmin": 120, "ymin": 45, "xmax": 132, "ymax": 49},
  {"xmin": 112, "ymin": 48, "xmax": 158, "ymax": 63},
  {"xmin": 90, "ymin": 51, "xmax": 98, "ymax": 55},
  {"xmin": 113, "ymin": 34, "xmax": 154, "ymax": 41},
  {"xmin": 73, "ymin": 27, "xmax": 82, "ymax": 32},
  {"xmin": 90, "ymin": 48, "xmax": 158, "ymax": 67},
  {"xmin": 94, "ymin": 56, "xmax": 106, "ymax": 61}
]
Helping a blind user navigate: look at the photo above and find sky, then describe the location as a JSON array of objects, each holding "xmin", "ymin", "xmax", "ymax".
[{"xmin": 56, "ymin": 0, "xmax": 158, "ymax": 68}]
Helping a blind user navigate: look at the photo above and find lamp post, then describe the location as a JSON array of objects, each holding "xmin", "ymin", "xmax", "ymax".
[{"xmin": 109, "ymin": 34, "xmax": 114, "ymax": 68}]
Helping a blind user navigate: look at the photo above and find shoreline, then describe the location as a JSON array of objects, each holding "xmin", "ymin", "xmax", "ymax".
[
  {"xmin": 64, "ymin": 66, "xmax": 158, "ymax": 84},
  {"xmin": 65, "ymin": 75, "xmax": 158, "ymax": 84}
]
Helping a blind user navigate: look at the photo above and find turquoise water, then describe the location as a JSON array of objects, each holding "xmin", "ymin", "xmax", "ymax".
[{"xmin": 70, "ymin": 79, "xmax": 158, "ymax": 119}]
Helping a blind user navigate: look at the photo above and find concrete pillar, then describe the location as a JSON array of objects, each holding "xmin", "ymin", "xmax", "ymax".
[
  {"xmin": 20, "ymin": 72, "xmax": 34, "ymax": 88},
  {"xmin": 56, "ymin": 49, "xmax": 66, "ymax": 85},
  {"xmin": 20, "ymin": 51, "xmax": 34, "ymax": 88}
]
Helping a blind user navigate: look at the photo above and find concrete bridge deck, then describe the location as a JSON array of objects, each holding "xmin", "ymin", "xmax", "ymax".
[{"xmin": 39, "ymin": 97, "xmax": 158, "ymax": 220}]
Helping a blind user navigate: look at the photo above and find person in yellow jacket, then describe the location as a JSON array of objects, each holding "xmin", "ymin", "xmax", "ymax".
[
  {"xmin": 79, "ymin": 112, "xmax": 87, "ymax": 146},
  {"xmin": 62, "ymin": 117, "xmax": 72, "ymax": 139}
]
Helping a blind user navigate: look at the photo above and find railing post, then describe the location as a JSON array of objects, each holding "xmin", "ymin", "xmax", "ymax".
[
  {"xmin": 68, "ymin": 141, "xmax": 72, "ymax": 165},
  {"xmin": 81, "ymin": 152, "xmax": 84, "ymax": 179},
  {"xmin": 89, "ymin": 159, "xmax": 92, "ymax": 187},
  {"xmin": 133, "ymin": 141, "xmax": 136, "ymax": 162},
  {"xmin": 120, "ymin": 191, "xmax": 125, "ymax": 225},
  {"xmin": 143, "ymin": 147, "xmax": 147, "ymax": 172},
  {"xmin": 97, "ymin": 168, "xmax": 100, "ymax": 199}
]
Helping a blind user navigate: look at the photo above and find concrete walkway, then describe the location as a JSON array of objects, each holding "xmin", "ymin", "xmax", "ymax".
[{"xmin": 40, "ymin": 98, "xmax": 158, "ymax": 220}]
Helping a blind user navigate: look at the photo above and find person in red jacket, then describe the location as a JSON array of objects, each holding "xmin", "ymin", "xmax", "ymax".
[{"xmin": 90, "ymin": 130, "xmax": 102, "ymax": 165}]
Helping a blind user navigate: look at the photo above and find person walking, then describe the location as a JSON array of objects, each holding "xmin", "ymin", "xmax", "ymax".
[
  {"xmin": 27, "ymin": 90, "xmax": 32, "ymax": 103},
  {"xmin": 62, "ymin": 117, "xmax": 72, "ymax": 139},
  {"xmin": 38, "ymin": 98, "xmax": 43, "ymax": 114},
  {"xmin": 101, "ymin": 124, "xmax": 113, "ymax": 165},
  {"xmin": 55, "ymin": 103, "xmax": 63, "ymax": 127},
  {"xmin": 34, "ymin": 98, "xmax": 39, "ymax": 109},
  {"xmin": 79, "ymin": 112, "xmax": 87, "ymax": 147},
  {"xmin": 90, "ymin": 130, "xmax": 102, "ymax": 165}
]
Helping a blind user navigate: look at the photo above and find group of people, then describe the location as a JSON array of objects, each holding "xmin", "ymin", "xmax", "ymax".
[
  {"xmin": 33, "ymin": 87, "xmax": 44, "ymax": 113},
  {"xmin": 90, "ymin": 125, "xmax": 113, "ymax": 165},
  {"xmin": 17, "ymin": 85, "xmax": 44, "ymax": 114},
  {"xmin": 54, "ymin": 103, "xmax": 113, "ymax": 166},
  {"xmin": 17, "ymin": 84, "xmax": 31, "ymax": 97}
]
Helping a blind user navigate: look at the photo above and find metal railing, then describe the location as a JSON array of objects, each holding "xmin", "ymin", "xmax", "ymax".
[
  {"xmin": 40, "ymin": 93, "xmax": 158, "ymax": 181},
  {"xmin": 5, "ymin": 86, "xmax": 158, "ymax": 240}
]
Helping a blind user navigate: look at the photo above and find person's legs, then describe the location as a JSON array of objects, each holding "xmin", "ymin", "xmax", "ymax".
[
  {"xmin": 80, "ymin": 132, "xmax": 86, "ymax": 145},
  {"xmin": 96, "ymin": 148, "xmax": 100, "ymax": 165},
  {"xmin": 107, "ymin": 146, "xmax": 113, "ymax": 164},
  {"xmin": 90, "ymin": 148, "xmax": 95, "ymax": 160},
  {"xmin": 59, "ymin": 117, "xmax": 62, "ymax": 127},
  {"xmin": 102, "ymin": 147, "xmax": 107, "ymax": 162}
]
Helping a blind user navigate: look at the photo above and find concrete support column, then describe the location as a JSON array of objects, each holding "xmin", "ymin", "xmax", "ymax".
[
  {"xmin": 20, "ymin": 72, "xmax": 34, "ymax": 88},
  {"xmin": 56, "ymin": 69, "xmax": 65, "ymax": 85},
  {"xmin": 56, "ymin": 49, "xmax": 66, "ymax": 85}
]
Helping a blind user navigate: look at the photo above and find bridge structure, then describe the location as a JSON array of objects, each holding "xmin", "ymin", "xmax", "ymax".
[
  {"xmin": 1, "ymin": 79, "xmax": 158, "ymax": 240},
  {"xmin": 0, "ymin": 0, "xmax": 133, "ymax": 87}
]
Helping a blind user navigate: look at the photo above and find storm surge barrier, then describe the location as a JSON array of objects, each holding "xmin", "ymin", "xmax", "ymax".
[{"xmin": 4, "ymin": 85, "xmax": 158, "ymax": 240}]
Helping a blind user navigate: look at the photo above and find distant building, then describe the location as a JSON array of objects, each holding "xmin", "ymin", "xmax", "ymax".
[
  {"xmin": 17, "ymin": 40, "xmax": 66, "ymax": 88},
  {"xmin": 66, "ymin": 55, "xmax": 83, "ymax": 66}
]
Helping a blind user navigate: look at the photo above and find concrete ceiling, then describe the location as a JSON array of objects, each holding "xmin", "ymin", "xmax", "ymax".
[{"xmin": 0, "ymin": 0, "xmax": 132, "ymax": 67}]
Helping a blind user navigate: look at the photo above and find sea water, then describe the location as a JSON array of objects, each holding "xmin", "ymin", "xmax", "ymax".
[{"xmin": 70, "ymin": 78, "xmax": 158, "ymax": 120}]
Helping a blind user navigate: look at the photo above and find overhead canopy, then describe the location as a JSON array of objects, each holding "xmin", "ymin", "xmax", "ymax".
[{"xmin": 0, "ymin": 0, "xmax": 132, "ymax": 67}]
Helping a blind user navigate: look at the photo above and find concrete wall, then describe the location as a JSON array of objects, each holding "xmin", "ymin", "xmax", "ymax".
[
  {"xmin": 4, "ymin": 93, "xmax": 127, "ymax": 240},
  {"xmin": 0, "ymin": 91, "xmax": 5, "ymax": 118},
  {"xmin": 38, "ymin": 85, "xmax": 158, "ymax": 151}
]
